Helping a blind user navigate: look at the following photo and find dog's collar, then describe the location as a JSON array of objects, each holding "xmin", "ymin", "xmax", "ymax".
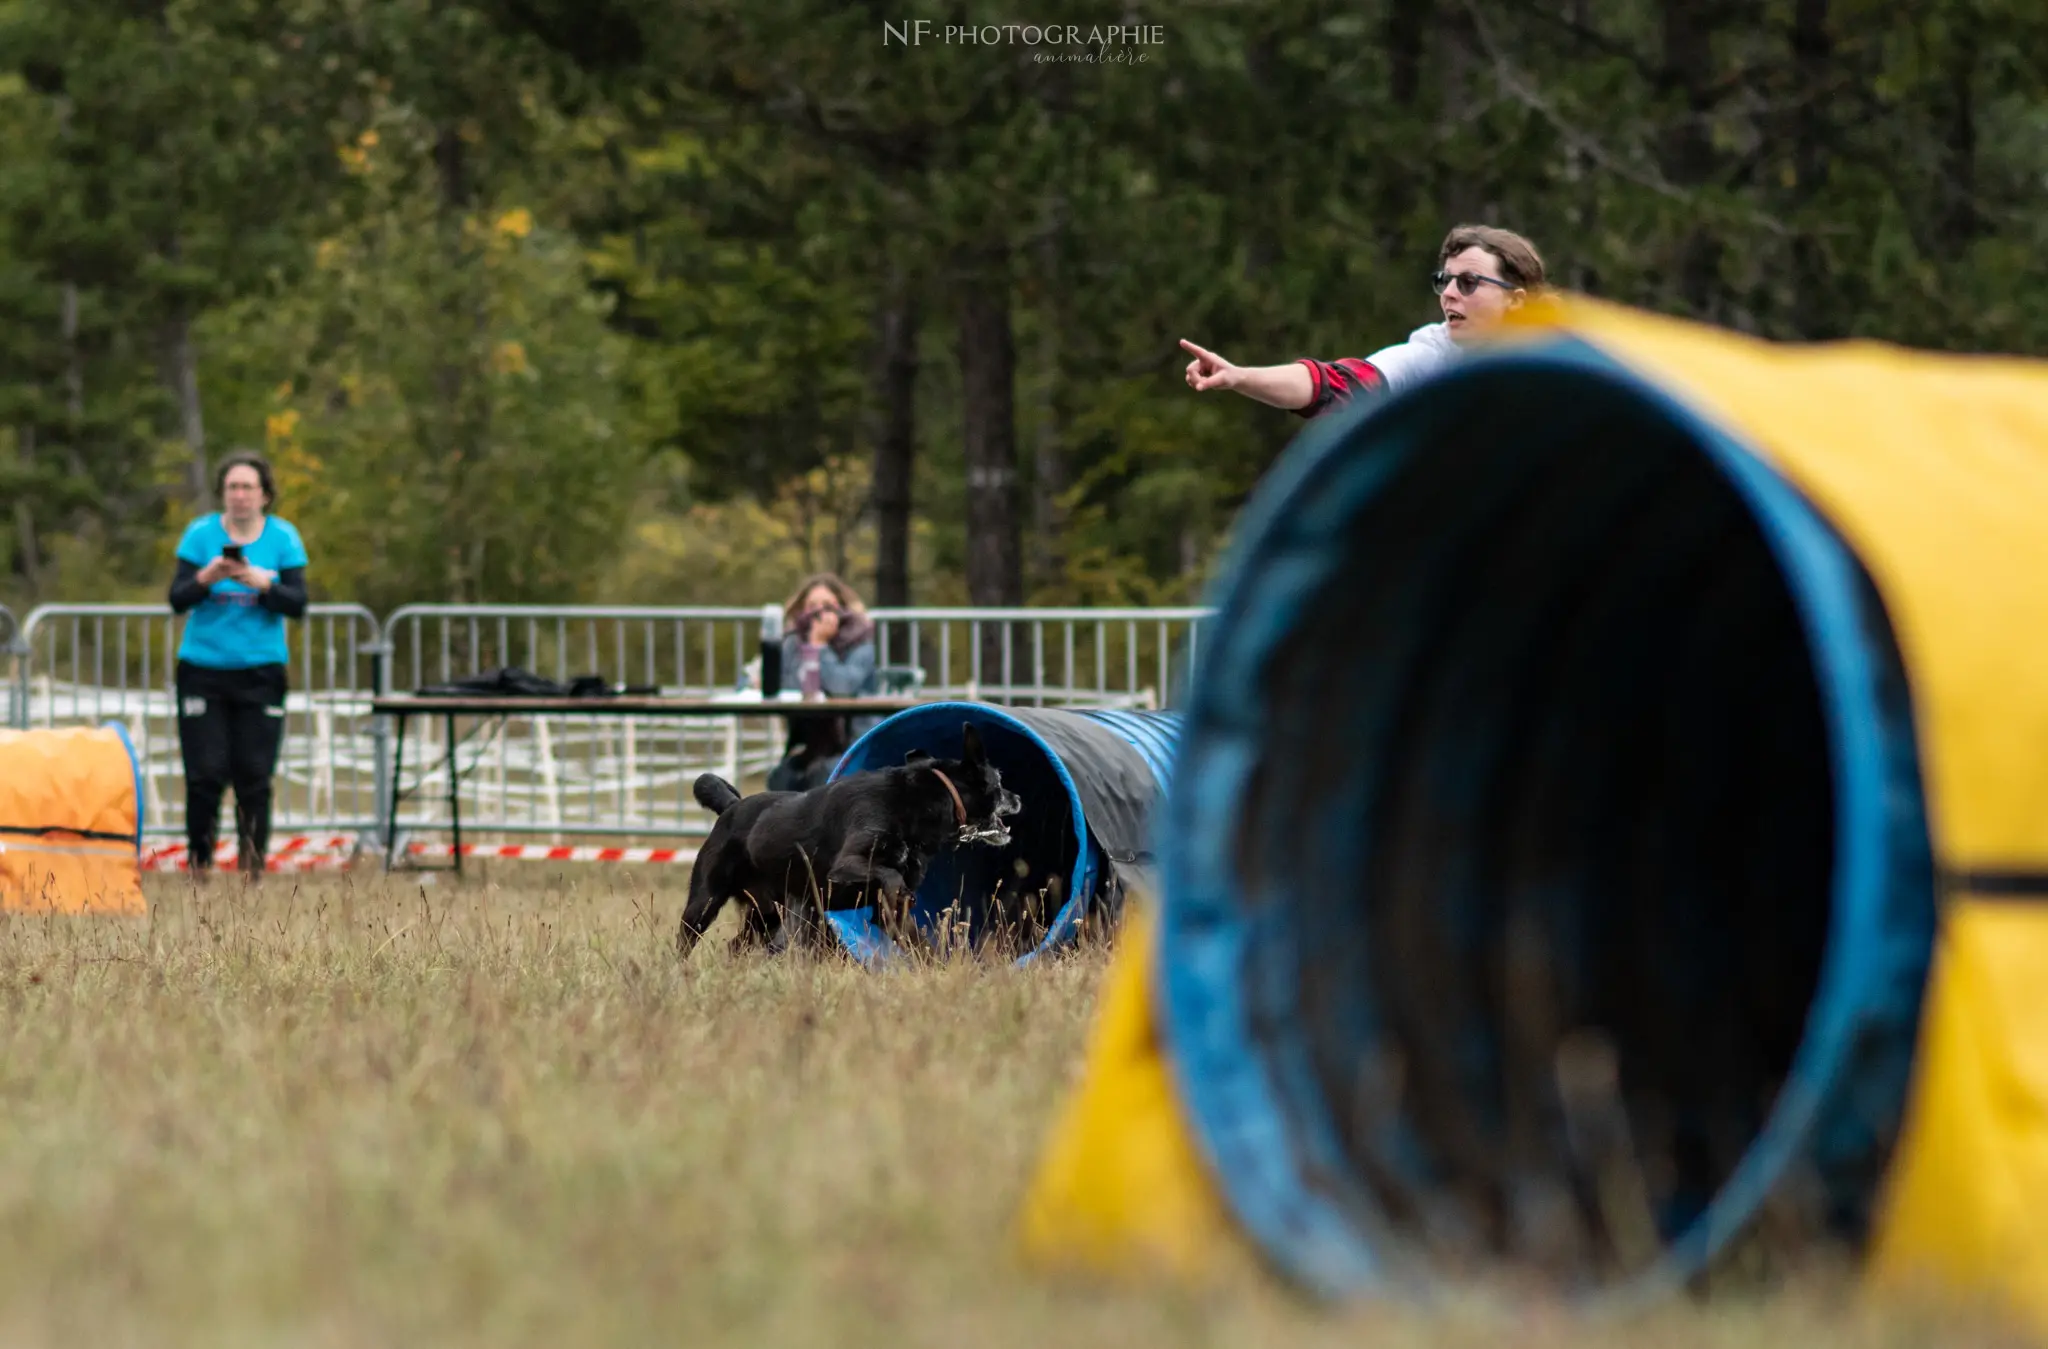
[{"xmin": 930, "ymin": 768, "xmax": 969, "ymax": 830}]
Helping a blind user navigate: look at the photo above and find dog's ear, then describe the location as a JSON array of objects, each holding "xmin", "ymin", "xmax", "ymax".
[
  {"xmin": 961, "ymin": 722, "xmax": 985, "ymax": 765},
  {"xmin": 904, "ymin": 747, "xmax": 933, "ymax": 764}
]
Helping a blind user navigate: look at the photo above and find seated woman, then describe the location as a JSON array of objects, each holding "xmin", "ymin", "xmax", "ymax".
[{"xmin": 767, "ymin": 572, "xmax": 881, "ymax": 792}]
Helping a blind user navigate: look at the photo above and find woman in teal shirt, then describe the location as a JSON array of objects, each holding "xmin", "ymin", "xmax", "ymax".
[{"xmin": 166, "ymin": 451, "xmax": 308, "ymax": 877}]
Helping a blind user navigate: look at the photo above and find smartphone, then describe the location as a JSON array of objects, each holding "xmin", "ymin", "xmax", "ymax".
[{"xmin": 221, "ymin": 544, "xmax": 244, "ymax": 562}]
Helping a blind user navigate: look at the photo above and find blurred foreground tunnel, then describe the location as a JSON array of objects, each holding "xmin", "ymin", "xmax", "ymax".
[{"xmin": 1022, "ymin": 299, "xmax": 2048, "ymax": 1327}]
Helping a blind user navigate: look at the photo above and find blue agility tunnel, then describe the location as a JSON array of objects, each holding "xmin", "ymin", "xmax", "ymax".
[
  {"xmin": 826, "ymin": 701, "xmax": 1181, "ymax": 965},
  {"xmin": 1144, "ymin": 325, "xmax": 1938, "ymax": 1301}
]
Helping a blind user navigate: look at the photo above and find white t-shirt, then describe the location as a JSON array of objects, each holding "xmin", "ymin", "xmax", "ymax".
[{"xmin": 1363, "ymin": 322, "xmax": 1463, "ymax": 393}]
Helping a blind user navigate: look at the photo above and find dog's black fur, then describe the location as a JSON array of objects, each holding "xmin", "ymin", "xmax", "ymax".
[{"xmin": 676, "ymin": 722, "xmax": 1022, "ymax": 957}]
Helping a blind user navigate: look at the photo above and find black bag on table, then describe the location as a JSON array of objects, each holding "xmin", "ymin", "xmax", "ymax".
[{"xmin": 414, "ymin": 667, "xmax": 651, "ymax": 699}]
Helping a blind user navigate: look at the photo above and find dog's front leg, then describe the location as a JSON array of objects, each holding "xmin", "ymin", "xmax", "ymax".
[
  {"xmin": 826, "ymin": 840, "xmax": 913, "ymax": 941},
  {"xmin": 865, "ymin": 869, "xmax": 917, "ymax": 946},
  {"xmin": 824, "ymin": 832, "xmax": 902, "ymax": 904}
]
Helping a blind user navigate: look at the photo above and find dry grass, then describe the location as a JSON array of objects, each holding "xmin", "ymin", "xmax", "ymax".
[{"xmin": 0, "ymin": 870, "xmax": 2028, "ymax": 1348}]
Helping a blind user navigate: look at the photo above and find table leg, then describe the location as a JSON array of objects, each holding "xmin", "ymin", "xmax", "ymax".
[
  {"xmin": 385, "ymin": 714, "xmax": 409, "ymax": 872},
  {"xmin": 446, "ymin": 712, "xmax": 463, "ymax": 879}
]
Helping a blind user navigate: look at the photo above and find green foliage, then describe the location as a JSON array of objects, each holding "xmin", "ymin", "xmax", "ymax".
[
  {"xmin": 580, "ymin": 123, "xmax": 874, "ymax": 503},
  {"xmin": 5, "ymin": 0, "xmax": 2048, "ymax": 612},
  {"xmin": 206, "ymin": 107, "xmax": 636, "ymax": 611}
]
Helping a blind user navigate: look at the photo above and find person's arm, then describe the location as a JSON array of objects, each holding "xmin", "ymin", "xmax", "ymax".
[
  {"xmin": 222, "ymin": 560, "xmax": 308, "ymax": 618},
  {"xmin": 1180, "ymin": 340, "xmax": 1316, "ymax": 409},
  {"xmin": 254, "ymin": 566, "xmax": 308, "ymax": 618},
  {"xmin": 818, "ymin": 641, "xmax": 876, "ymax": 697},
  {"xmin": 1291, "ymin": 358, "xmax": 1387, "ymax": 419},
  {"xmin": 1182, "ymin": 339, "xmax": 1397, "ymax": 417},
  {"xmin": 168, "ymin": 558, "xmax": 211, "ymax": 614}
]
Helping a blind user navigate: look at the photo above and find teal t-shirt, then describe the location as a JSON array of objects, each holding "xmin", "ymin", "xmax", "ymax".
[{"xmin": 175, "ymin": 515, "xmax": 308, "ymax": 669}]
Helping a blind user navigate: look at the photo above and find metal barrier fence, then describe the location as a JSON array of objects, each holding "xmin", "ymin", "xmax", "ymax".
[
  {"xmin": 867, "ymin": 607, "xmax": 1209, "ymax": 708},
  {"xmin": 376, "ymin": 604, "xmax": 1209, "ymax": 842},
  {"xmin": 1, "ymin": 605, "xmax": 18, "ymax": 730},
  {"xmin": 383, "ymin": 604, "xmax": 764, "ymax": 697},
  {"xmin": 8, "ymin": 602, "xmax": 1213, "ymax": 850},
  {"xmin": 15, "ymin": 605, "xmax": 386, "ymax": 841},
  {"xmin": 380, "ymin": 605, "xmax": 787, "ymax": 842},
  {"xmin": 380, "ymin": 604, "xmax": 1210, "ymax": 709}
]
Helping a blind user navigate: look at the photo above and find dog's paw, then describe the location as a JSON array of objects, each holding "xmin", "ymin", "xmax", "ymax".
[{"xmin": 865, "ymin": 887, "xmax": 908, "ymax": 940}]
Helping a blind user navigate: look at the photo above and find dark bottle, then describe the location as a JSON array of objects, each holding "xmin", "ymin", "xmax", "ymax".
[{"xmin": 758, "ymin": 602, "xmax": 783, "ymax": 696}]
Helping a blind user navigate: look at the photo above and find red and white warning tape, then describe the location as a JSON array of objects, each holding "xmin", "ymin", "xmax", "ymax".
[
  {"xmin": 143, "ymin": 835, "xmax": 356, "ymax": 872},
  {"xmin": 402, "ymin": 843, "xmax": 699, "ymax": 865},
  {"xmin": 140, "ymin": 835, "xmax": 700, "ymax": 871}
]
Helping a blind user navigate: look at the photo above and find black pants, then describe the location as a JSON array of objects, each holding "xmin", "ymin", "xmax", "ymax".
[
  {"xmin": 767, "ymin": 712, "xmax": 849, "ymax": 793},
  {"xmin": 177, "ymin": 661, "xmax": 287, "ymax": 873},
  {"xmin": 766, "ymin": 750, "xmax": 839, "ymax": 794}
]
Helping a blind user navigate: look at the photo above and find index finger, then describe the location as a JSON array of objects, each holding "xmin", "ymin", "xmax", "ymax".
[{"xmin": 1177, "ymin": 338, "xmax": 1215, "ymax": 361}]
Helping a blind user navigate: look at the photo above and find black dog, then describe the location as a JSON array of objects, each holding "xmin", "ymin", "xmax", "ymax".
[{"xmin": 676, "ymin": 722, "xmax": 1022, "ymax": 958}]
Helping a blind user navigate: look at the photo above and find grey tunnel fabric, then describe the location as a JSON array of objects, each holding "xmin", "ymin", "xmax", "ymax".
[{"xmin": 826, "ymin": 702, "xmax": 1181, "ymax": 964}]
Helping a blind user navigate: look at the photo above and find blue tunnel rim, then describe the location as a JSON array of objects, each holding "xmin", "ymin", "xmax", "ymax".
[
  {"xmin": 825, "ymin": 700, "xmax": 1099, "ymax": 966},
  {"xmin": 1154, "ymin": 335, "xmax": 1926, "ymax": 1303},
  {"xmin": 103, "ymin": 719, "xmax": 145, "ymax": 855}
]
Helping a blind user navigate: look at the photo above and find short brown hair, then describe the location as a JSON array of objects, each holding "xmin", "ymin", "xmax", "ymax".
[
  {"xmin": 1439, "ymin": 224, "xmax": 1547, "ymax": 292},
  {"xmin": 213, "ymin": 449, "xmax": 277, "ymax": 508}
]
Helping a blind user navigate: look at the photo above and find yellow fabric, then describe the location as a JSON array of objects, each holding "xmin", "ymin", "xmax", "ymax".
[
  {"xmin": 0, "ymin": 840, "xmax": 147, "ymax": 915},
  {"xmin": 1502, "ymin": 300, "xmax": 2048, "ymax": 1327},
  {"xmin": 1015, "ymin": 903, "xmax": 1236, "ymax": 1277},
  {"xmin": 1020, "ymin": 303, "xmax": 2048, "ymax": 1328},
  {"xmin": 1867, "ymin": 898, "xmax": 2048, "ymax": 1327},
  {"xmin": 0, "ymin": 727, "xmax": 145, "ymax": 915},
  {"xmin": 1508, "ymin": 296, "xmax": 2048, "ymax": 874}
]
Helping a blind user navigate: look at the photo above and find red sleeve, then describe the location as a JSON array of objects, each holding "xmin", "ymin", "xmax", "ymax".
[{"xmin": 1293, "ymin": 357, "xmax": 1385, "ymax": 418}]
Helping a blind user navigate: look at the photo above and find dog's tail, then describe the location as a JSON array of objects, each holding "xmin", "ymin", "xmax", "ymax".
[{"xmin": 693, "ymin": 773, "xmax": 742, "ymax": 816}]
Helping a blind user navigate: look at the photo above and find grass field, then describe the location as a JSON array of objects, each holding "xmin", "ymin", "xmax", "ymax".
[{"xmin": 0, "ymin": 870, "xmax": 2029, "ymax": 1348}]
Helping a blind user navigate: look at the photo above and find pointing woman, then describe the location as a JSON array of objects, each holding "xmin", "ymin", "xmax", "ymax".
[{"xmin": 1180, "ymin": 224, "xmax": 1547, "ymax": 417}]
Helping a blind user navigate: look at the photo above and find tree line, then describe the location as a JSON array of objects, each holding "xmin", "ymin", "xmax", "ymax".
[{"xmin": 2, "ymin": 0, "xmax": 2042, "ymax": 617}]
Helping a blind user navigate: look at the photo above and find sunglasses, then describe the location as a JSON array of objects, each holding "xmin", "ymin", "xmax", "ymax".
[{"xmin": 1432, "ymin": 270, "xmax": 1517, "ymax": 297}]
